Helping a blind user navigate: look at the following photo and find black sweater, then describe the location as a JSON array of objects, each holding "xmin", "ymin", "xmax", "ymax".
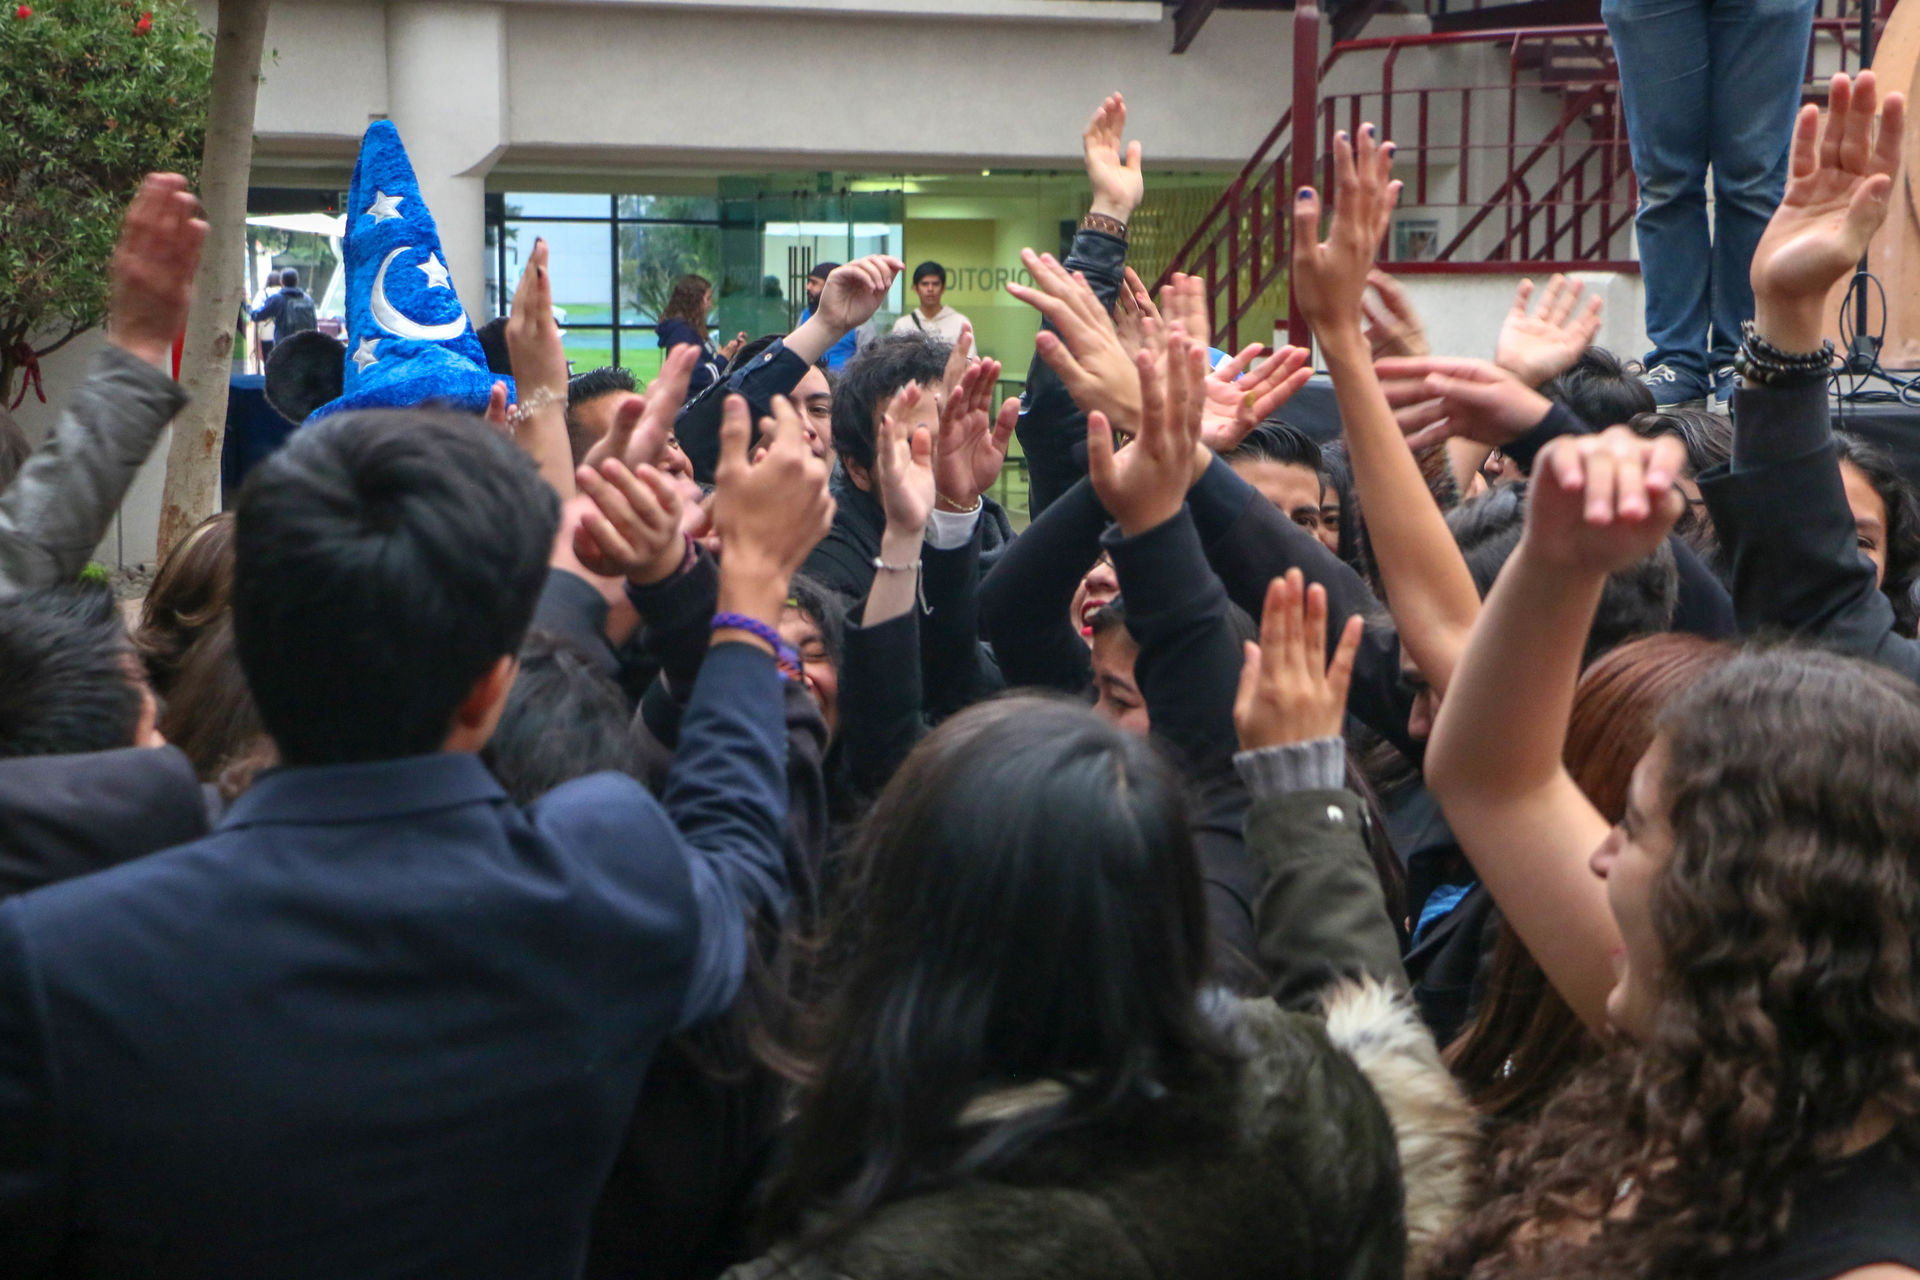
[{"xmin": 1701, "ymin": 379, "xmax": 1920, "ymax": 680}]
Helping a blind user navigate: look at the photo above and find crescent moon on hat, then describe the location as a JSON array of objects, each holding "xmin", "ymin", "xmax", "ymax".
[{"xmin": 370, "ymin": 246, "xmax": 470, "ymax": 342}]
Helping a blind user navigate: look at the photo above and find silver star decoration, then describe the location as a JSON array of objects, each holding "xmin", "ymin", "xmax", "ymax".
[
  {"xmin": 415, "ymin": 253, "xmax": 452, "ymax": 290},
  {"xmin": 351, "ymin": 336, "xmax": 380, "ymax": 372},
  {"xmin": 364, "ymin": 190, "xmax": 404, "ymax": 223}
]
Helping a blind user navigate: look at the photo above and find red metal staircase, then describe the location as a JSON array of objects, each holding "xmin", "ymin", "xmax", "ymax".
[{"xmin": 1155, "ymin": 2, "xmax": 1881, "ymax": 351}]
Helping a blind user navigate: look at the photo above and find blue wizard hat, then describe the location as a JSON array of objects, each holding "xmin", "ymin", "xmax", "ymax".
[{"xmin": 307, "ymin": 120, "xmax": 510, "ymax": 420}]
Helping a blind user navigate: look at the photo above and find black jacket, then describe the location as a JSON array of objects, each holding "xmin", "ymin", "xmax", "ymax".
[
  {"xmin": 1701, "ymin": 379, "xmax": 1920, "ymax": 680},
  {"xmin": 1102, "ymin": 507, "xmax": 1263, "ymax": 991},
  {"xmin": 0, "ymin": 746, "xmax": 212, "ymax": 900},
  {"xmin": 801, "ymin": 473, "xmax": 1014, "ymax": 609},
  {"xmin": 657, "ymin": 318, "xmax": 726, "ymax": 400},
  {"xmin": 673, "ymin": 338, "xmax": 814, "ymax": 483}
]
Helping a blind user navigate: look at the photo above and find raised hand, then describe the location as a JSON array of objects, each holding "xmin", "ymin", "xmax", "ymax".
[
  {"xmin": 1008, "ymin": 247, "xmax": 1143, "ymax": 435},
  {"xmin": 1375, "ymin": 355, "xmax": 1556, "ymax": 451},
  {"xmin": 1114, "ymin": 266, "xmax": 1158, "ymax": 359},
  {"xmin": 1361, "ymin": 269, "xmax": 1429, "ymax": 360},
  {"xmin": 503, "ymin": 237, "xmax": 578, "ymax": 498},
  {"xmin": 941, "ymin": 323, "xmax": 976, "ymax": 401},
  {"xmin": 506, "ymin": 237, "xmax": 568, "ymax": 407},
  {"xmin": 1084, "ymin": 91, "xmax": 1145, "ymax": 222},
  {"xmin": 573, "ymin": 458, "xmax": 688, "ymax": 585},
  {"xmin": 1751, "ymin": 71, "xmax": 1906, "ymax": 351},
  {"xmin": 1200, "ymin": 344, "xmax": 1313, "ymax": 454},
  {"xmin": 934, "ymin": 358, "xmax": 1016, "ymax": 510},
  {"xmin": 109, "ymin": 173, "xmax": 208, "ymax": 369},
  {"xmin": 1292, "ymin": 125, "xmax": 1402, "ymax": 338},
  {"xmin": 1158, "ymin": 272, "xmax": 1212, "ymax": 345},
  {"xmin": 1495, "ymin": 275, "xmax": 1604, "ymax": 388},
  {"xmin": 581, "ymin": 344, "xmax": 698, "ymax": 473},
  {"xmin": 875, "ymin": 386, "xmax": 937, "ymax": 535},
  {"xmin": 482, "ymin": 382, "xmax": 511, "ymax": 436},
  {"xmin": 1088, "ymin": 331, "xmax": 1206, "ymax": 535},
  {"xmin": 720, "ymin": 331, "xmax": 749, "ymax": 361},
  {"xmin": 713, "ymin": 393, "xmax": 836, "ymax": 589},
  {"xmin": 1234, "ymin": 568, "xmax": 1365, "ymax": 751},
  {"xmin": 814, "ymin": 255, "xmax": 907, "ymax": 333},
  {"xmin": 1526, "ymin": 426, "xmax": 1687, "ymax": 575}
]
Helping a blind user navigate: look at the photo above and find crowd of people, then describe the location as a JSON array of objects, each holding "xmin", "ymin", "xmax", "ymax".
[{"xmin": 1, "ymin": 74, "xmax": 1918, "ymax": 1280}]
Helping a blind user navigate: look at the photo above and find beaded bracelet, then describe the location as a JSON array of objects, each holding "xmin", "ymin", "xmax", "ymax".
[
  {"xmin": 1733, "ymin": 320, "xmax": 1834, "ymax": 388},
  {"xmin": 505, "ymin": 384, "xmax": 565, "ymax": 428},
  {"xmin": 711, "ymin": 611, "xmax": 801, "ymax": 680}
]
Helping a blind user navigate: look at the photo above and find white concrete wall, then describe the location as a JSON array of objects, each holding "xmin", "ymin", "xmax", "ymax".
[
  {"xmin": 501, "ymin": 7, "xmax": 1292, "ymax": 173},
  {"xmin": 245, "ymin": 0, "xmax": 1291, "ymax": 174},
  {"xmin": 10, "ymin": 330, "xmax": 171, "ymax": 569},
  {"xmin": 1391, "ymin": 270, "xmax": 1650, "ymax": 371}
]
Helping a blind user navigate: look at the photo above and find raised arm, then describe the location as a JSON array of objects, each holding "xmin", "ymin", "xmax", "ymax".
[
  {"xmin": 1014, "ymin": 93, "xmax": 1142, "ymax": 514},
  {"xmin": 1294, "ymin": 127, "xmax": 1481, "ymax": 697},
  {"xmin": 0, "ymin": 174, "xmax": 202, "ymax": 598},
  {"xmin": 1095, "ymin": 332, "xmax": 1245, "ymax": 772},
  {"xmin": 674, "ymin": 256, "xmax": 903, "ymax": 481},
  {"xmin": 1699, "ymin": 72, "xmax": 1920, "ymax": 680},
  {"xmin": 976, "ymin": 475, "xmax": 1106, "ymax": 692},
  {"xmin": 657, "ymin": 396, "xmax": 835, "ymax": 1028},
  {"xmin": 1231, "ymin": 570, "xmax": 1398, "ymax": 1006},
  {"xmin": 501, "ymin": 239, "xmax": 578, "ymax": 501},
  {"xmin": 1425, "ymin": 426, "xmax": 1687, "ymax": 1032}
]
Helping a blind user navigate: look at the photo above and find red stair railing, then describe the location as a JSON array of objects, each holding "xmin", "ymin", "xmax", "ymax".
[{"xmin": 1155, "ymin": 7, "xmax": 1881, "ymax": 352}]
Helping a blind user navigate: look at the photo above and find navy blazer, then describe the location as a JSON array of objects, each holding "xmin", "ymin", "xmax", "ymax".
[{"xmin": 0, "ymin": 642, "xmax": 788, "ymax": 1279}]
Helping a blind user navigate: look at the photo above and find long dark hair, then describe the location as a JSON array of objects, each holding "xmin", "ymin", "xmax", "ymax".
[
  {"xmin": 660, "ymin": 273, "xmax": 713, "ymax": 329},
  {"xmin": 1834, "ymin": 431, "xmax": 1920, "ymax": 637},
  {"xmin": 1433, "ymin": 646, "xmax": 1920, "ymax": 1277},
  {"xmin": 761, "ymin": 695, "xmax": 1234, "ymax": 1248}
]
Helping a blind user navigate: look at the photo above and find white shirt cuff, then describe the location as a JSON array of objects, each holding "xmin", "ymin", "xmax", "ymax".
[{"xmin": 924, "ymin": 503, "xmax": 982, "ymax": 550}]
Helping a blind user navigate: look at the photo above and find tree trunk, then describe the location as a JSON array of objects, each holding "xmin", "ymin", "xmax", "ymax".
[{"xmin": 156, "ymin": 0, "xmax": 271, "ymax": 562}]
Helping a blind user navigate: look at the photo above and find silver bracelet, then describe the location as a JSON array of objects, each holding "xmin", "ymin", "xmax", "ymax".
[
  {"xmin": 870, "ymin": 555, "xmax": 930, "ymax": 614},
  {"xmin": 505, "ymin": 384, "xmax": 565, "ymax": 428}
]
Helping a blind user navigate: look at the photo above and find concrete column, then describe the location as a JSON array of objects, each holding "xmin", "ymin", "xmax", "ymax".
[{"xmin": 384, "ymin": 2, "xmax": 507, "ymax": 323}]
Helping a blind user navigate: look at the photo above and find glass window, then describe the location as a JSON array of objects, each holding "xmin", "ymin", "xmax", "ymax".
[
  {"xmin": 506, "ymin": 217, "xmax": 611, "ymax": 319},
  {"xmin": 618, "ymin": 194, "xmax": 721, "ymax": 222},
  {"xmin": 509, "ymin": 192, "xmax": 611, "ymax": 218},
  {"xmin": 618, "ymin": 223, "xmax": 721, "ymax": 325},
  {"xmin": 490, "ymin": 190, "xmax": 733, "ymax": 377}
]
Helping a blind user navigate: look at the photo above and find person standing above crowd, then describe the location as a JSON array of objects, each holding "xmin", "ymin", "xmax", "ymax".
[{"xmin": 1605, "ymin": 0, "xmax": 1817, "ymax": 409}]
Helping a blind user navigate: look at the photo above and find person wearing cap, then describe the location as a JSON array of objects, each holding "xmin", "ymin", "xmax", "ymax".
[
  {"xmin": 799, "ymin": 262, "xmax": 876, "ymax": 372},
  {"xmin": 890, "ymin": 261, "xmax": 970, "ymax": 346}
]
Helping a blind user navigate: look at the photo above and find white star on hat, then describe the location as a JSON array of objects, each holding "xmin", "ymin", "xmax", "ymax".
[
  {"xmin": 415, "ymin": 254, "xmax": 452, "ymax": 290},
  {"xmin": 365, "ymin": 191, "xmax": 404, "ymax": 223},
  {"xmin": 351, "ymin": 336, "xmax": 381, "ymax": 372}
]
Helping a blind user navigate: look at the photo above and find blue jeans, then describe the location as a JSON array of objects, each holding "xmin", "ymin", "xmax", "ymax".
[{"xmin": 1602, "ymin": 0, "xmax": 1817, "ymax": 383}]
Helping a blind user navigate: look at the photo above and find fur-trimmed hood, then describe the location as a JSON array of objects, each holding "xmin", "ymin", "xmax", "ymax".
[{"xmin": 725, "ymin": 980, "xmax": 1479, "ymax": 1280}]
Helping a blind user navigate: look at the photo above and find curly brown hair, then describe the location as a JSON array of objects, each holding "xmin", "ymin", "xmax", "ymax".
[{"xmin": 1430, "ymin": 646, "xmax": 1920, "ymax": 1278}]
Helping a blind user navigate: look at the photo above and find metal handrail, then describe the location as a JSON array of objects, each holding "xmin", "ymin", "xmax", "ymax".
[{"xmin": 1154, "ymin": 8, "xmax": 1877, "ymax": 350}]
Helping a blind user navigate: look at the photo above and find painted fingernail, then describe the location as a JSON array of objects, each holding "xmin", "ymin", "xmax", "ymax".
[
  {"xmin": 1361, "ymin": 124, "xmax": 1374, "ymax": 137},
  {"xmin": 1298, "ymin": 189, "xmax": 1314, "ymax": 201},
  {"xmin": 1384, "ymin": 143, "xmax": 1396, "ymax": 155},
  {"xmin": 1337, "ymin": 131, "xmax": 1349, "ymax": 142}
]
